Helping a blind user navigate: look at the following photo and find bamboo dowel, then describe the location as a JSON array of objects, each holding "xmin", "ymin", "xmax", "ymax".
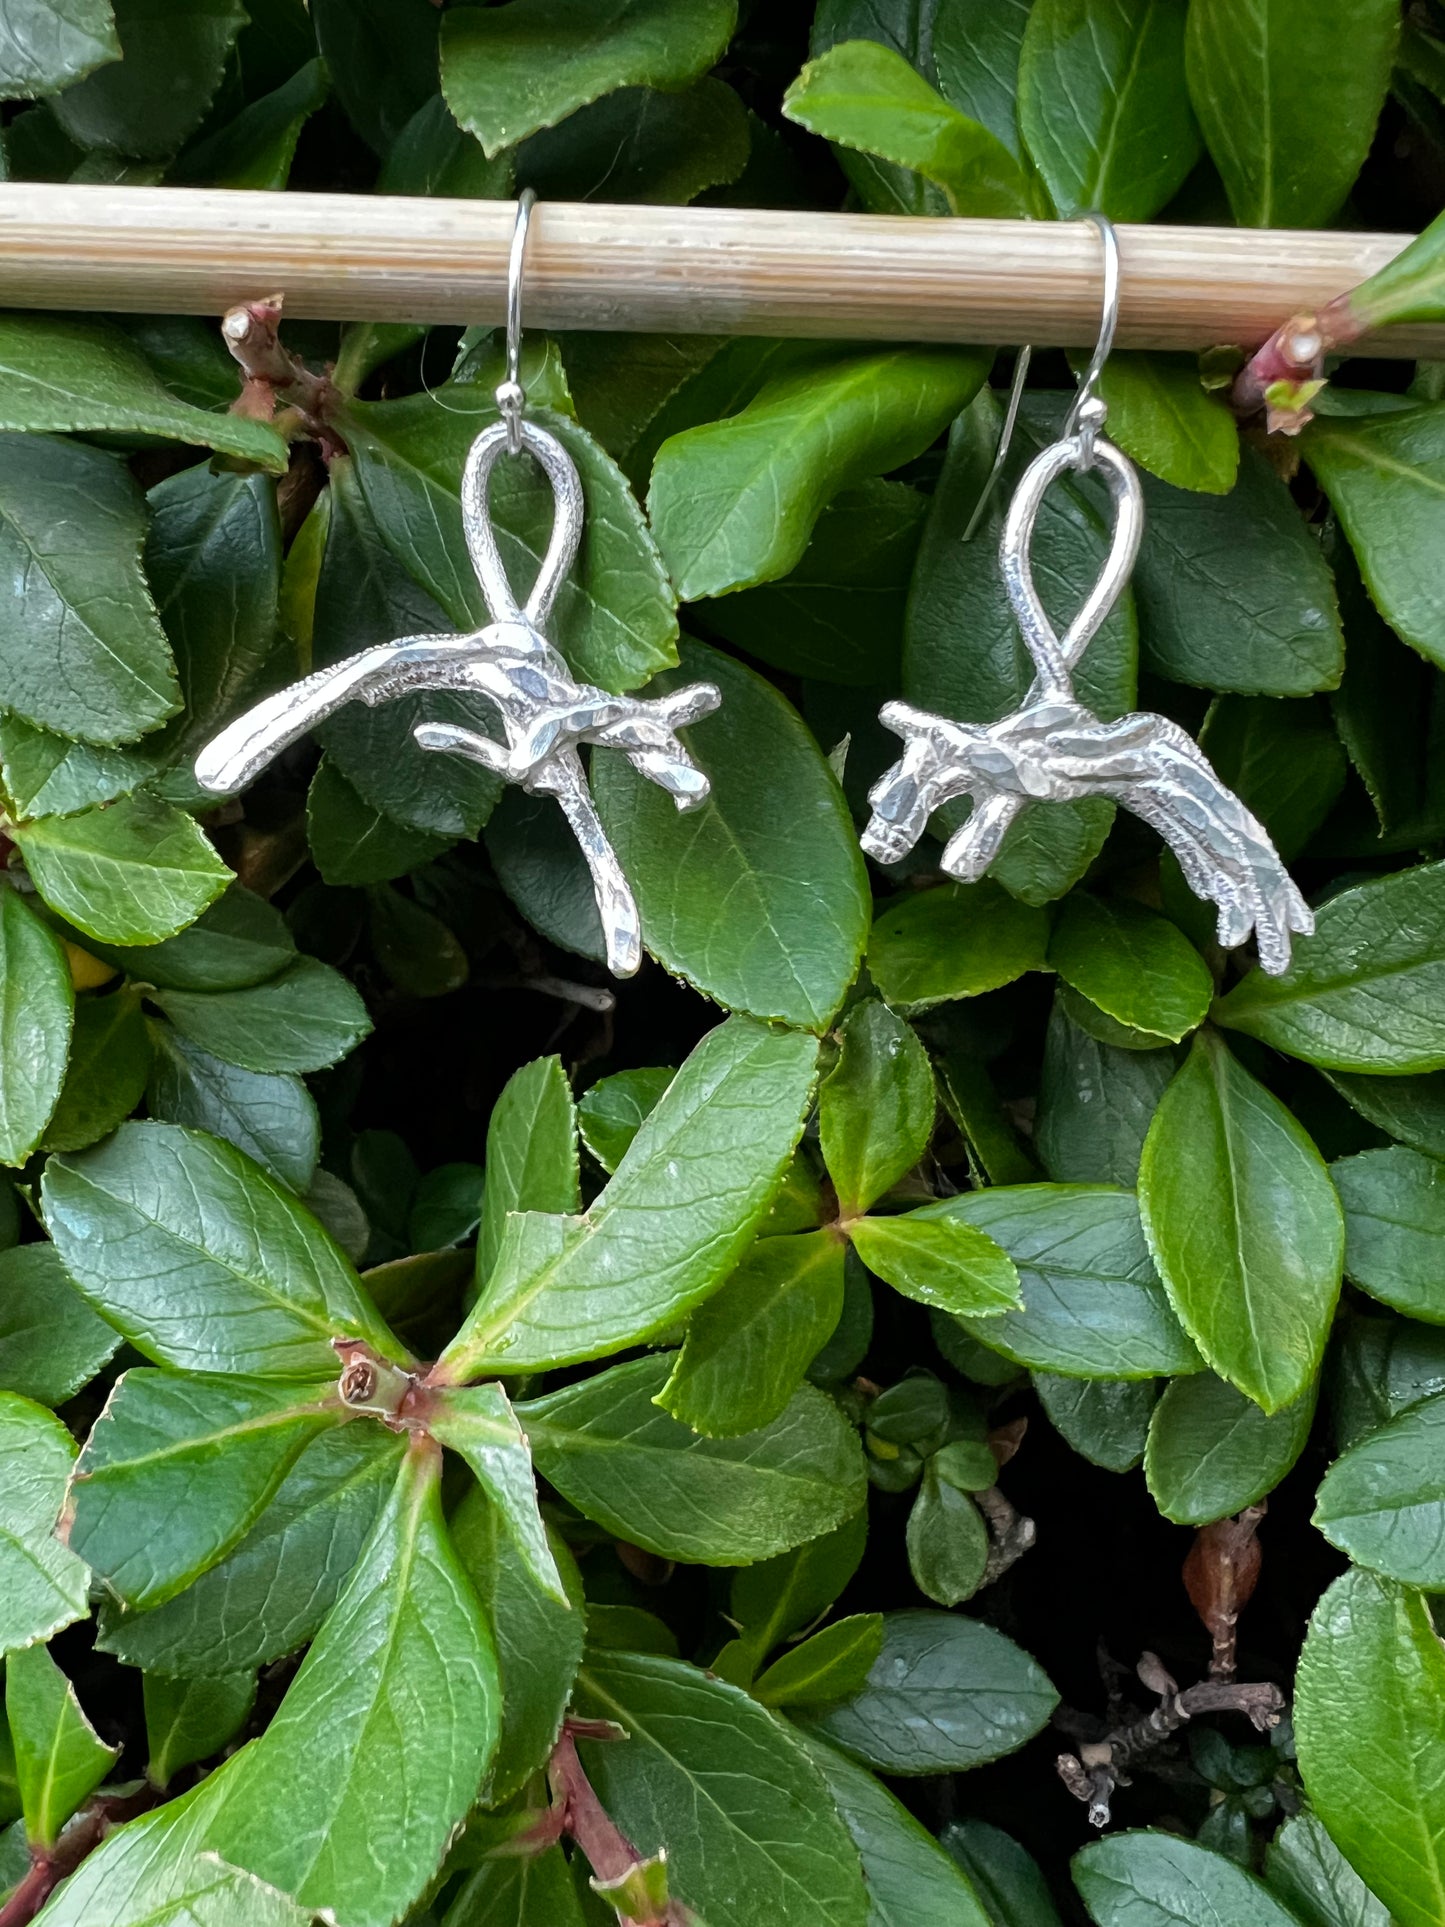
[{"xmin": 0, "ymin": 183, "xmax": 1434, "ymax": 357}]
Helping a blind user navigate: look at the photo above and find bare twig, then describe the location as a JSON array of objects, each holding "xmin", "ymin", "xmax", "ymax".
[
  {"xmin": 975, "ymin": 1485, "xmax": 1037, "ymax": 1586},
  {"xmin": 220, "ymin": 293, "xmax": 346, "ymax": 458},
  {"xmin": 1183, "ymin": 1503, "xmax": 1267, "ymax": 1682}
]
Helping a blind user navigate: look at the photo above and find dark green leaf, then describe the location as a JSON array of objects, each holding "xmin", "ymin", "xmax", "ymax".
[
  {"xmin": 867, "ymin": 883, "xmax": 1050, "ymax": 1013},
  {"xmin": 1265, "ymin": 1812, "xmax": 1391, "ymax": 1927},
  {"xmin": 169, "ymin": 56, "xmax": 327, "ymax": 190},
  {"xmin": 1144, "ymin": 1371, "xmax": 1316, "ymax": 1523},
  {"xmin": 1334, "ymin": 1146, "xmax": 1445, "ymax": 1322},
  {"xmin": 41, "ymin": 987, "xmax": 150, "ymax": 1152},
  {"xmin": 307, "ymin": 759, "xmax": 453, "ymax": 887},
  {"xmin": 6, "ymin": 1642, "xmax": 116, "ymax": 1848},
  {"xmin": 0, "ymin": 1244, "xmax": 120, "ymax": 1406},
  {"xmin": 51, "ymin": 0, "xmax": 244, "ymax": 156},
  {"xmin": 906, "ymin": 1466, "xmax": 989, "ymax": 1605},
  {"xmin": 145, "ymin": 1024, "xmax": 320, "ymax": 1195},
  {"xmin": 154, "ymin": 954, "xmax": 372, "ymax": 1075},
  {"xmin": 483, "ymin": 784, "xmax": 606, "ymax": 964},
  {"xmin": 1330, "ymin": 1314, "xmax": 1445, "ymax": 1455},
  {"xmin": 1075, "ymin": 1830, "xmax": 1300, "ymax": 1927},
  {"xmin": 576, "ymin": 1066, "xmax": 672, "ymax": 1174},
  {"xmin": 0, "ymin": 0, "xmax": 119, "ymax": 98},
  {"xmin": 1094, "ymin": 355, "xmax": 1238, "ymax": 495},
  {"xmin": 1197, "ymin": 694, "xmax": 1347, "ymax": 861},
  {"xmin": 731, "ymin": 1510, "xmax": 868, "ymax": 1666},
  {"xmin": 944, "ymin": 1819, "xmax": 1065, "ymax": 1927},
  {"xmin": 367, "ymin": 884, "xmax": 469, "ymax": 999},
  {"xmin": 43, "ymin": 1121, "xmax": 408, "ymax": 1377},
  {"xmin": 1314, "ymin": 1393, "xmax": 1445, "ymax": 1587},
  {"xmin": 16, "ymin": 793, "xmax": 231, "ymax": 946},
  {"xmin": 428, "ymin": 1381, "xmax": 564, "ymax": 1603},
  {"xmin": 476, "ymin": 1055, "xmax": 579, "ymax": 1288},
  {"xmin": 0, "ymin": 1392, "xmax": 90, "ymax": 1652},
  {"xmin": 1138, "ymin": 1031, "xmax": 1343, "ymax": 1411},
  {"xmin": 310, "ymin": 0, "xmax": 439, "ymax": 153},
  {"xmin": 143, "ymin": 1671, "xmax": 256, "ymax": 1789},
  {"xmin": 85, "ymin": 886, "xmax": 293, "ymax": 993},
  {"xmin": 1035, "ymin": 1373, "xmax": 1157, "ymax": 1473},
  {"xmin": 1050, "ymin": 895, "xmax": 1212, "ymax": 1045},
  {"xmin": 851, "ymin": 1211, "xmax": 1021, "ymax": 1317},
  {"xmin": 517, "ymin": 77, "xmax": 749, "ymax": 204},
  {"xmin": 521, "ymin": 1352, "xmax": 865, "ymax": 1564},
  {"xmin": 0, "ymin": 886, "xmax": 72, "ymax": 1166},
  {"xmin": 754, "ymin": 1615, "xmax": 884, "ymax": 1708},
  {"xmin": 443, "ymin": 1847, "xmax": 585, "ymax": 1927},
  {"xmin": 1035, "ymin": 999, "xmax": 1175, "ymax": 1187}
]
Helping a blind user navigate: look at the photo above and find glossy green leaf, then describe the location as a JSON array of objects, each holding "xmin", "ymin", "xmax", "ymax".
[
  {"xmin": 0, "ymin": 1393, "xmax": 90, "ymax": 1653},
  {"xmin": 1333, "ymin": 1146, "xmax": 1445, "ymax": 1323},
  {"xmin": 1138, "ymin": 1031, "xmax": 1343, "ymax": 1411},
  {"xmin": 208, "ymin": 1444, "xmax": 499, "ymax": 1927},
  {"xmin": 476, "ymin": 1055, "xmax": 579, "ymax": 1287},
  {"xmin": 16, "ymin": 793, "xmax": 230, "ymax": 947},
  {"xmin": 1035, "ymin": 1373, "xmax": 1157, "ymax": 1473},
  {"xmin": 51, "ymin": 0, "xmax": 244, "ymax": 155},
  {"xmin": 576, "ymin": 1065, "xmax": 672, "ymax": 1174},
  {"xmin": 146, "ymin": 1025, "xmax": 320, "ymax": 1195},
  {"xmin": 1338, "ymin": 204, "xmax": 1445, "ymax": 333},
  {"xmin": 1050, "ymin": 895, "xmax": 1212, "ymax": 1045},
  {"xmin": 1295, "ymin": 1569, "xmax": 1445, "ymax": 1927},
  {"xmin": 927, "ymin": 1186, "xmax": 1199, "ymax": 1379},
  {"xmin": 441, "ymin": 1015, "xmax": 818, "ymax": 1376},
  {"xmin": 1094, "ymin": 355, "xmax": 1238, "ymax": 495},
  {"xmin": 84, "ymin": 887, "xmax": 294, "ymax": 993},
  {"xmin": 441, "ymin": 0, "xmax": 736, "ymax": 155},
  {"xmin": 1035, "ymin": 1000, "xmax": 1175, "ymax": 1188},
  {"xmin": 648, "ymin": 346, "xmax": 989, "ymax": 601},
  {"xmin": 41, "ymin": 987, "xmax": 150, "ymax": 1153},
  {"xmin": 306, "ymin": 759, "xmax": 452, "ymax": 888},
  {"xmin": 143, "ymin": 1671, "xmax": 256, "ymax": 1789},
  {"xmin": 1215, "ymin": 864, "xmax": 1445, "ymax": 1072},
  {"xmin": 573, "ymin": 1648, "xmax": 869, "ymax": 1927},
  {"xmin": 0, "ymin": 886, "xmax": 72, "ymax": 1167},
  {"xmin": 594, "ymin": 640, "xmax": 869, "ymax": 1027},
  {"xmin": 1314, "ymin": 1394, "xmax": 1445, "ymax": 1587},
  {"xmin": 428, "ymin": 1381, "xmax": 563, "ymax": 1603},
  {"xmin": 523, "ymin": 1353, "xmax": 864, "ymax": 1564},
  {"xmin": 850, "ymin": 1212, "xmax": 1021, "ymax": 1317},
  {"xmin": 449, "ymin": 1486, "xmax": 585, "ymax": 1803},
  {"xmin": 0, "ymin": 315, "xmax": 285, "ymax": 468},
  {"xmin": 444, "ymin": 1846, "xmax": 585, "ymax": 1927},
  {"xmin": 1184, "ymin": 0, "xmax": 1398, "ymax": 226},
  {"xmin": 867, "ymin": 883, "xmax": 1049, "ymax": 1012},
  {"xmin": 783, "ymin": 38, "xmax": 1031, "ymax": 216},
  {"xmin": 754, "ymin": 1614, "xmax": 884, "ymax": 1708},
  {"xmin": 1075, "ymin": 1830, "xmax": 1301, "ymax": 1927},
  {"xmin": 43, "ymin": 1121, "xmax": 408, "ymax": 1377},
  {"xmin": 97, "ymin": 1425, "xmax": 404, "ymax": 1676},
  {"xmin": 0, "ymin": 717, "xmax": 147, "ymax": 820},
  {"xmin": 1265, "ymin": 1812, "xmax": 1392, "ymax": 1927},
  {"xmin": 0, "ymin": 1244, "xmax": 120, "ymax": 1406},
  {"xmin": 0, "ymin": 0, "xmax": 119, "ymax": 97},
  {"xmin": 943, "ymin": 1819, "xmax": 1064, "ymax": 1927},
  {"xmin": 821, "ymin": 1001, "xmax": 934, "ymax": 1215},
  {"xmin": 661, "ymin": 1229, "xmax": 846, "ymax": 1436},
  {"xmin": 484, "ymin": 783, "xmax": 607, "ymax": 964},
  {"xmin": 65, "ymin": 1368, "xmax": 335, "ymax": 1610},
  {"xmin": 6, "ymin": 1642, "xmax": 116, "ymax": 1848},
  {"xmin": 170, "ymin": 55, "xmax": 328, "ymax": 191},
  {"xmin": 154, "ymin": 955, "xmax": 372, "ymax": 1075},
  {"xmin": 310, "ymin": 0, "xmax": 439, "ymax": 154},
  {"xmin": 1197, "ymin": 694, "xmax": 1347, "ymax": 862},
  {"xmin": 797, "ymin": 1609, "xmax": 1057, "ymax": 1774},
  {"xmin": 518, "ymin": 74, "xmax": 749, "ymax": 204},
  {"xmin": 1144, "ymin": 1371, "xmax": 1316, "ymax": 1523},
  {"xmin": 731, "ymin": 1509, "xmax": 868, "ymax": 1666},
  {"xmin": 1018, "ymin": 0, "xmax": 1199, "ymax": 220},
  {"xmin": 906, "ymin": 1465, "xmax": 989, "ymax": 1606},
  {"xmin": 0, "ymin": 433, "xmax": 178, "ymax": 746}
]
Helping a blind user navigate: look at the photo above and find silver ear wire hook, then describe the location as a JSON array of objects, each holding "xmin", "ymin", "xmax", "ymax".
[
  {"xmin": 1062, "ymin": 210, "xmax": 1121, "ymax": 467},
  {"xmin": 497, "ymin": 187, "xmax": 536, "ymax": 456}
]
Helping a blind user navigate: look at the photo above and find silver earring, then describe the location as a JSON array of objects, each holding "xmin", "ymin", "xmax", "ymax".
[
  {"xmin": 195, "ymin": 190, "xmax": 721, "ymax": 979},
  {"xmin": 860, "ymin": 214, "xmax": 1313, "ymax": 977}
]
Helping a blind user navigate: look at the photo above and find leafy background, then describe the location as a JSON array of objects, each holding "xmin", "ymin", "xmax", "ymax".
[{"xmin": 3, "ymin": 0, "xmax": 1445, "ymax": 1924}]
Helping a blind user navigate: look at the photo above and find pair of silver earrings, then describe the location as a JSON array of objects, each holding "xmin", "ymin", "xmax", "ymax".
[{"xmin": 198, "ymin": 200, "xmax": 1312, "ymax": 981}]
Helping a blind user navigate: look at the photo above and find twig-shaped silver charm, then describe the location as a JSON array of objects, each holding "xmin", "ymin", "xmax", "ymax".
[
  {"xmin": 860, "ymin": 417, "xmax": 1314, "ymax": 975},
  {"xmin": 196, "ymin": 419, "xmax": 721, "ymax": 977}
]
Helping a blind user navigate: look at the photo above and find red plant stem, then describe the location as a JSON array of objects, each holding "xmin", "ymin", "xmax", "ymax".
[
  {"xmin": 0, "ymin": 1785, "xmax": 160, "ymax": 1927},
  {"xmin": 548, "ymin": 1730, "xmax": 642, "ymax": 1889}
]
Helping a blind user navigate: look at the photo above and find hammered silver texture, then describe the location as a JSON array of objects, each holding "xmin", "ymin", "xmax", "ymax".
[{"xmin": 197, "ymin": 419, "xmax": 721, "ymax": 979}]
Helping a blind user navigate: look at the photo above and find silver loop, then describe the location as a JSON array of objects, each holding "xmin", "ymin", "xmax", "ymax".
[
  {"xmin": 460, "ymin": 417, "xmax": 584, "ymax": 630},
  {"xmin": 498, "ymin": 188, "xmax": 537, "ymax": 456},
  {"xmin": 1063, "ymin": 211, "xmax": 1121, "ymax": 452}
]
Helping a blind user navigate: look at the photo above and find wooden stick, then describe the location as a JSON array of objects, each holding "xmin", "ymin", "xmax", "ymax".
[{"xmin": 0, "ymin": 183, "xmax": 1433, "ymax": 357}]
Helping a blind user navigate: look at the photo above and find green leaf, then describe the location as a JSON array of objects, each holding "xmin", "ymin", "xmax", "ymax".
[
  {"xmin": 803, "ymin": 1736, "xmax": 995, "ymax": 1927},
  {"xmin": 821, "ymin": 1001, "xmax": 935, "ymax": 1215},
  {"xmin": 449, "ymin": 1485, "xmax": 585, "ymax": 1802},
  {"xmin": 1331, "ymin": 1315, "xmax": 1445, "ymax": 1457},
  {"xmin": 1074, "ymin": 1830, "xmax": 1301, "ymax": 1927},
  {"xmin": 310, "ymin": 0, "xmax": 440, "ymax": 154},
  {"xmin": 1138, "ymin": 1031, "xmax": 1343, "ymax": 1412},
  {"xmin": 573, "ymin": 1648, "xmax": 869, "ymax": 1927},
  {"xmin": 366, "ymin": 884, "xmax": 468, "ymax": 999},
  {"xmin": 441, "ymin": 0, "xmax": 736, "ymax": 156},
  {"xmin": 0, "ymin": 1393, "xmax": 90, "ymax": 1653},
  {"xmin": 64, "ymin": 1368, "xmax": 335, "ymax": 1610},
  {"xmin": 1197, "ymin": 694, "xmax": 1347, "ymax": 862},
  {"xmin": 476, "ymin": 1055, "xmax": 579, "ymax": 1288},
  {"xmin": 6, "ymin": 1642, "xmax": 116, "ymax": 1848},
  {"xmin": 143, "ymin": 1671, "xmax": 256, "ymax": 1789},
  {"xmin": 208, "ymin": 1443, "xmax": 500, "ymax": 1927},
  {"xmin": 731, "ymin": 1510, "xmax": 868, "ymax": 1666},
  {"xmin": 43, "ymin": 1121, "xmax": 408, "ymax": 1377},
  {"xmin": 926, "ymin": 1186, "xmax": 1199, "ymax": 1379},
  {"xmin": 1144, "ymin": 1371, "xmax": 1316, "ymax": 1524},
  {"xmin": 796, "ymin": 1608, "xmax": 1057, "ymax": 1775},
  {"xmin": 522, "ymin": 1353, "xmax": 865, "ymax": 1564},
  {"xmin": 484, "ymin": 784, "xmax": 607, "ymax": 964},
  {"xmin": 576, "ymin": 1065, "xmax": 673, "ymax": 1174},
  {"xmin": 170, "ymin": 55, "xmax": 328, "ymax": 191},
  {"xmin": 154, "ymin": 955, "xmax": 372, "ymax": 1075},
  {"xmin": 0, "ymin": 886, "xmax": 72, "ymax": 1166},
  {"xmin": 428, "ymin": 1381, "xmax": 563, "ymax": 1603},
  {"xmin": 1050, "ymin": 895, "xmax": 1212, "ymax": 1045},
  {"xmin": 1216, "ymin": 864, "xmax": 1445, "ymax": 1072},
  {"xmin": 783, "ymin": 38, "xmax": 1032, "ymax": 216},
  {"xmin": 518, "ymin": 75, "xmax": 750, "ymax": 204},
  {"xmin": 1035, "ymin": 1000, "xmax": 1175, "ymax": 1188},
  {"xmin": 850, "ymin": 1212, "xmax": 1021, "ymax": 1317},
  {"xmin": 1295, "ymin": 1569, "xmax": 1445, "ymax": 1927},
  {"xmin": 146, "ymin": 1025, "xmax": 320, "ymax": 1195},
  {"xmin": 0, "ymin": 434, "xmax": 178, "ymax": 746},
  {"xmin": 84, "ymin": 886, "xmax": 294, "ymax": 993},
  {"xmin": 660, "ymin": 1229, "xmax": 847, "ymax": 1437},
  {"xmin": 0, "ymin": 716, "xmax": 148, "ymax": 820},
  {"xmin": 0, "ymin": 1244, "xmax": 120, "ymax": 1406},
  {"xmin": 1265, "ymin": 1812, "xmax": 1392, "ymax": 1927},
  {"xmin": 16, "ymin": 793, "xmax": 231, "ymax": 946},
  {"xmin": 1134, "ymin": 449, "xmax": 1344, "ymax": 695},
  {"xmin": 906, "ymin": 1465, "xmax": 989, "ymax": 1606},
  {"xmin": 42, "ymin": 988, "xmax": 151, "ymax": 1152},
  {"xmin": 1184, "ymin": 0, "xmax": 1398, "ymax": 226},
  {"xmin": 306, "ymin": 759, "xmax": 452, "ymax": 888},
  {"xmin": 1333, "ymin": 1146, "xmax": 1445, "ymax": 1322},
  {"xmin": 1093, "ymin": 355, "xmax": 1239, "ymax": 495},
  {"xmin": 0, "ymin": 315, "xmax": 285, "ymax": 468},
  {"xmin": 593, "ymin": 640, "xmax": 870, "ymax": 1028},
  {"xmin": 754, "ymin": 1614, "xmax": 884, "ymax": 1708},
  {"xmin": 1314, "ymin": 1393, "xmax": 1445, "ymax": 1588},
  {"xmin": 648, "ymin": 346, "xmax": 989, "ymax": 601},
  {"xmin": 867, "ymin": 883, "xmax": 1050, "ymax": 1013},
  {"xmin": 97, "ymin": 1425, "xmax": 405, "ymax": 1676},
  {"xmin": 1306, "ymin": 408, "xmax": 1445, "ymax": 673},
  {"xmin": 943, "ymin": 1819, "xmax": 1065, "ymax": 1927},
  {"xmin": 1035, "ymin": 1373, "xmax": 1157, "ymax": 1473},
  {"xmin": 440, "ymin": 1015, "xmax": 818, "ymax": 1376},
  {"xmin": 443, "ymin": 1847, "xmax": 585, "ymax": 1927},
  {"xmin": 1335, "ymin": 205, "xmax": 1445, "ymax": 333},
  {"xmin": 0, "ymin": 0, "xmax": 119, "ymax": 98},
  {"xmin": 1017, "ymin": 0, "xmax": 1199, "ymax": 219},
  {"xmin": 51, "ymin": 0, "xmax": 244, "ymax": 155}
]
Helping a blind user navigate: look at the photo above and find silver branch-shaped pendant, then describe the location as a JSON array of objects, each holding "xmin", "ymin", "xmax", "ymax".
[
  {"xmin": 196, "ymin": 418, "xmax": 721, "ymax": 978},
  {"xmin": 860, "ymin": 420, "xmax": 1314, "ymax": 976}
]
